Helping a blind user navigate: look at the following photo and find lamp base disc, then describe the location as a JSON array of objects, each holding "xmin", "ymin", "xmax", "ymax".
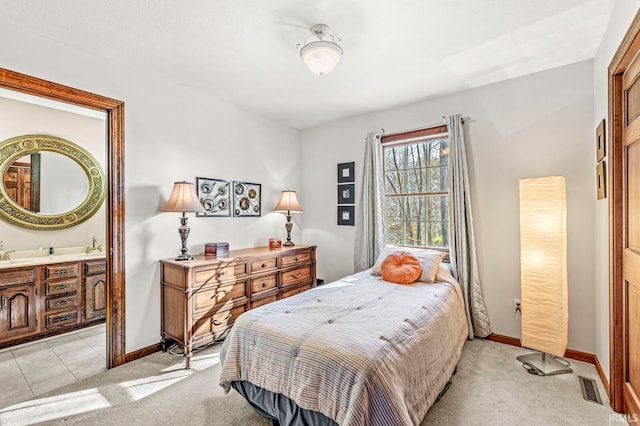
[
  {"xmin": 175, "ymin": 254, "xmax": 193, "ymax": 261},
  {"xmin": 517, "ymin": 352, "xmax": 572, "ymax": 376},
  {"xmin": 283, "ymin": 241, "xmax": 295, "ymax": 247}
]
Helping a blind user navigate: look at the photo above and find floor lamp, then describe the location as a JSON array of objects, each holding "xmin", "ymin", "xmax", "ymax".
[{"xmin": 516, "ymin": 176, "xmax": 571, "ymax": 376}]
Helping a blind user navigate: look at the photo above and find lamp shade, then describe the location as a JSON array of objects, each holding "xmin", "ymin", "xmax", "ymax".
[
  {"xmin": 519, "ymin": 176, "xmax": 568, "ymax": 357},
  {"xmin": 300, "ymin": 40, "xmax": 343, "ymax": 75},
  {"xmin": 273, "ymin": 190, "xmax": 303, "ymax": 213},
  {"xmin": 160, "ymin": 181, "xmax": 205, "ymax": 213}
]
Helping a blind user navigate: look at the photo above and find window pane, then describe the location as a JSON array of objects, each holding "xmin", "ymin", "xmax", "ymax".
[{"xmin": 385, "ymin": 195, "xmax": 449, "ymax": 248}]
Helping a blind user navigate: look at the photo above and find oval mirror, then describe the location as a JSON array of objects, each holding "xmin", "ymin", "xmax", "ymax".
[{"xmin": 0, "ymin": 134, "xmax": 105, "ymax": 230}]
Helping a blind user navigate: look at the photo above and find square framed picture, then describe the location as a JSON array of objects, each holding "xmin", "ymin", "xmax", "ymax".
[
  {"xmin": 596, "ymin": 119, "xmax": 606, "ymax": 162},
  {"xmin": 597, "ymin": 160, "xmax": 607, "ymax": 200},
  {"xmin": 337, "ymin": 162, "xmax": 355, "ymax": 183},
  {"xmin": 337, "ymin": 184, "xmax": 355, "ymax": 204},
  {"xmin": 232, "ymin": 181, "xmax": 261, "ymax": 216},
  {"xmin": 337, "ymin": 205, "xmax": 355, "ymax": 226},
  {"xmin": 196, "ymin": 177, "xmax": 230, "ymax": 217}
]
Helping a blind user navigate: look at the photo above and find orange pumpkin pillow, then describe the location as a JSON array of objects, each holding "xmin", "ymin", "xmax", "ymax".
[{"xmin": 380, "ymin": 252, "xmax": 423, "ymax": 284}]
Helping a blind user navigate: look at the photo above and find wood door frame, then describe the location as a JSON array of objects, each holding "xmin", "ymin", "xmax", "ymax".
[
  {"xmin": 609, "ymin": 9, "xmax": 640, "ymax": 413},
  {"xmin": 0, "ymin": 68, "xmax": 126, "ymax": 368}
]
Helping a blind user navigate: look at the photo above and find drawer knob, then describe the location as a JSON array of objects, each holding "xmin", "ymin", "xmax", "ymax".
[
  {"xmin": 262, "ymin": 282, "xmax": 267, "ymax": 287},
  {"xmin": 261, "ymin": 263, "xmax": 267, "ymax": 268},
  {"xmin": 55, "ymin": 300, "xmax": 69, "ymax": 306},
  {"xmin": 213, "ymin": 313, "xmax": 232, "ymax": 325},
  {"xmin": 54, "ymin": 269, "xmax": 69, "ymax": 275},
  {"xmin": 55, "ymin": 284, "xmax": 70, "ymax": 290},
  {"xmin": 295, "ymin": 257, "xmax": 300, "ymax": 261},
  {"xmin": 217, "ymin": 270, "xmax": 227, "ymax": 276},
  {"xmin": 291, "ymin": 272, "xmax": 303, "ymax": 278}
]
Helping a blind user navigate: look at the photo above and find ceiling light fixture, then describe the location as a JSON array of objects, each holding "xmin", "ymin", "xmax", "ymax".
[{"xmin": 298, "ymin": 24, "xmax": 343, "ymax": 75}]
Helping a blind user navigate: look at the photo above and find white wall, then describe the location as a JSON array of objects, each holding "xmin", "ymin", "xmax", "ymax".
[
  {"xmin": 0, "ymin": 96, "xmax": 106, "ymax": 250},
  {"xmin": 0, "ymin": 33, "xmax": 302, "ymax": 354},
  {"xmin": 592, "ymin": 1, "xmax": 640, "ymax": 381},
  {"xmin": 301, "ymin": 61, "xmax": 596, "ymax": 352}
]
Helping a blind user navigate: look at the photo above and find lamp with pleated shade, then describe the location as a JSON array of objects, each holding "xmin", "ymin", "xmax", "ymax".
[
  {"xmin": 273, "ymin": 190, "xmax": 303, "ymax": 246},
  {"xmin": 160, "ymin": 181, "xmax": 205, "ymax": 261},
  {"xmin": 516, "ymin": 176, "xmax": 571, "ymax": 376}
]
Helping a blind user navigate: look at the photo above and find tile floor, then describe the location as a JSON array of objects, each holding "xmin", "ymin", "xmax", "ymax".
[{"xmin": 0, "ymin": 324, "xmax": 106, "ymax": 408}]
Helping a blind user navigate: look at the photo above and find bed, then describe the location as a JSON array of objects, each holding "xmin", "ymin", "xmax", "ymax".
[{"xmin": 219, "ymin": 262, "xmax": 468, "ymax": 425}]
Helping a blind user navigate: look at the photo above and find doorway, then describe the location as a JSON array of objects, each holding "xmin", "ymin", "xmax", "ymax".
[
  {"xmin": 609, "ymin": 10, "xmax": 640, "ymax": 416},
  {"xmin": 0, "ymin": 68, "xmax": 126, "ymax": 368}
]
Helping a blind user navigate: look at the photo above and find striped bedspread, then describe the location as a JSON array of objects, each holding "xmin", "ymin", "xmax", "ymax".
[{"xmin": 219, "ymin": 269, "xmax": 468, "ymax": 425}]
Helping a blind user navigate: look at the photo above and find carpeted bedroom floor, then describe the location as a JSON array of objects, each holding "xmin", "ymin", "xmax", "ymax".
[{"xmin": 0, "ymin": 338, "xmax": 620, "ymax": 426}]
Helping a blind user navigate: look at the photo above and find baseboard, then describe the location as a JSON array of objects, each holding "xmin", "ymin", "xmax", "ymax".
[
  {"xmin": 124, "ymin": 342, "xmax": 162, "ymax": 363},
  {"xmin": 485, "ymin": 333, "xmax": 595, "ymax": 364},
  {"xmin": 594, "ymin": 354, "xmax": 610, "ymax": 397}
]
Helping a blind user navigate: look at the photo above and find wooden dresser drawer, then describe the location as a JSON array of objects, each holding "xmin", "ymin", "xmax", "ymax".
[
  {"xmin": 193, "ymin": 305, "xmax": 246, "ymax": 342},
  {"xmin": 281, "ymin": 284, "xmax": 311, "ymax": 299},
  {"xmin": 84, "ymin": 260, "xmax": 106, "ymax": 275},
  {"xmin": 45, "ymin": 279, "xmax": 78, "ymax": 296},
  {"xmin": 0, "ymin": 268, "xmax": 36, "ymax": 286},
  {"xmin": 251, "ymin": 294, "xmax": 277, "ymax": 309},
  {"xmin": 45, "ymin": 263, "xmax": 78, "ymax": 279},
  {"xmin": 193, "ymin": 262, "xmax": 248, "ymax": 285},
  {"xmin": 281, "ymin": 266, "xmax": 312, "ymax": 288},
  {"xmin": 46, "ymin": 294, "xmax": 78, "ymax": 312},
  {"xmin": 45, "ymin": 310, "xmax": 78, "ymax": 328},
  {"xmin": 251, "ymin": 274, "xmax": 277, "ymax": 295},
  {"xmin": 251, "ymin": 257, "xmax": 278, "ymax": 273},
  {"xmin": 193, "ymin": 280, "xmax": 247, "ymax": 312},
  {"xmin": 280, "ymin": 250, "xmax": 312, "ymax": 268}
]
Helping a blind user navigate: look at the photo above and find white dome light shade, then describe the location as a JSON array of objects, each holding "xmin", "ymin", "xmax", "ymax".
[{"xmin": 300, "ymin": 40, "xmax": 343, "ymax": 75}]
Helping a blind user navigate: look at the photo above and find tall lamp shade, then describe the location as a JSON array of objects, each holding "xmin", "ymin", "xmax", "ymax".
[
  {"xmin": 160, "ymin": 181, "xmax": 205, "ymax": 261},
  {"xmin": 274, "ymin": 190, "xmax": 303, "ymax": 246},
  {"xmin": 517, "ymin": 176, "xmax": 570, "ymax": 376}
]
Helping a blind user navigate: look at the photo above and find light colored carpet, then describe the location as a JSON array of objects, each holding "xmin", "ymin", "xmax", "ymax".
[{"xmin": 0, "ymin": 339, "xmax": 620, "ymax": 425}]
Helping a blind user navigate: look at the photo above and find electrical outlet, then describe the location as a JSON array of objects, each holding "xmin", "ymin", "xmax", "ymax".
[{"xmin": 513, "ymin": 299, "xmax": 521, "ymax": 313}]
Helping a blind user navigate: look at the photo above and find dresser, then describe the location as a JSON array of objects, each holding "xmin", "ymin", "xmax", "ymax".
[{"xmin": 160, "ymin": 245, "xmax": 316, "ymax": 368}]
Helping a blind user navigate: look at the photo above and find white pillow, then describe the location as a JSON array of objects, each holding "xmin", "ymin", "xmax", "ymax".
[
  {"xmin": 435, "ymin": 263, "xmax": 456, "ymax": 284},
  {"xmin": 371, "ymin": 244, "xmax": 445, "ymax": 283}
]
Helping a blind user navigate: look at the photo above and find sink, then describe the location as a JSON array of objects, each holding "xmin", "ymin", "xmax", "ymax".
[{"xmin": 0, "ymin": 245, "xmax": 105, "ymax": 268}]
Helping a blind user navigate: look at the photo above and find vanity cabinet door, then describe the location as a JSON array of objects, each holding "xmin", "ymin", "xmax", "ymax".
[
  {"xmin": 84, "ymin": 273, "xmax": 106, "ymax": 320},
  {"xmin": 0, "ymin": 283, "xmax": 38, "ymax": 341}
]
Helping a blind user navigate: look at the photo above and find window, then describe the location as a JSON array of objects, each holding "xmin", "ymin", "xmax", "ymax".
[{"xmin": 383, "ymin": 131, "xmax": 449, "ymax": 248}]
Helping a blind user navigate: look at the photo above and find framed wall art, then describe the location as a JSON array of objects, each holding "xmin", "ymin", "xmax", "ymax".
[
  {"xmin": 338, "ymin": 205, "xmax": 355, "ymax": 226},
  {"xmin": 337, "ymin": 183, "xmax": 355, "ymax": 204},
  {"xmin": 596, "ymin": 119, "xmax": 606, "ymax": 162},
  {"xmin": 596, "ymin": 160, "xmax": 607, "ymax": 200},
  {"xmin": 196, "ymin": 177, "xmax": 230, "ymax": 217},
  {"xmin": 337, "ymin": 162, "xmax": 355, "ymax": 183},
  {"xmin": 233, "ymin": 181, "xmax": 261, "ymax": 216}
]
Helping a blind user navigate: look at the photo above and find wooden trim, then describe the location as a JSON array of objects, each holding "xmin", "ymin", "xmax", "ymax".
[
  {"xmin": 485, "ymin": 333, "xmax": 521, "ymax": 347},
  {"xmin": 381, "ymin": 124, "xmax": 448, "ymax": 144},
  {"xmin": 485, "ymin": 333, "xmax": 597, "ymax": 364},
  {"xmin": 608, "ymin": 8, "xmax": 640, "ymax": 414},
  {"xmin": 125, "ymin": 342, "xmax": 162, "ymax": 363},
  {"xmin": 595, "ymin": 354, "xmax": 611, "ymax": 397},
  {"xmin": 0, "ymin": 68, "xmax": 126, "ymax": 368}
]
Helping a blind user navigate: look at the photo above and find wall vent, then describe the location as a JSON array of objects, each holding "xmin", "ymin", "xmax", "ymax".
[{"xmin": 578, "ymin": 376, "xmax": 602, "ymax": 405}]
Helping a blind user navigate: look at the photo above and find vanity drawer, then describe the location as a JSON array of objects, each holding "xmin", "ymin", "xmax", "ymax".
[
  {"xmin": 251, "ymin": 274, "xmax": 277, "ymax": 295},
  {"xmin": 281, "ymin": 284, "xmax": 311, "ymax": 299},
  {"xmin": 0, "ymin": 268, "xmax": 36, "ymax": 286},
  {"xmin": 193, "ymin": 280, "xmax": 247, "ymax": 312},
  {"xmin": 251, "ymin": 257, "xmax": 277, "ymax": 273},
  {"xmin": 193, "ymin": 262, "xmax": 248, "ymax": 285},
  {"xmin": 45, "ymin": 279, "xmax": 78, "ymax": 296},
  {"xmin": 45, "ymin": 310, "xmax": 78, "ymax": 328},
  {"xmin": 84, "ymin": 260, "xmax": 106, "ymax": 275},
  {"xmin": 280, "ymin": 266, "xmax": 312, "ymax": 288},
  {"xmin": 280, "ymin": 250, "xmax": 312, "ymax": 268},
  {"xmin": 45, "ymin": 263, "xmax": 78, "ymax": 279},
  {"xmin": 46, "ymin": 294, "xmax": 78, "ymax": 312}
]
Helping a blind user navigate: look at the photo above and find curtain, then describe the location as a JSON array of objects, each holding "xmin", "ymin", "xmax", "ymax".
[
  {"xmin": 447, "ymin": 114, "xmax": 492, "ymax": 338},
  {"xmin": 354, "ymin": 132, "xmax": 387, "ymax": 272}
]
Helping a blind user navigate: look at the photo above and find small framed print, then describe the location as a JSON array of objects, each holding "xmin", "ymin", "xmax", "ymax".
[
  {"xmin": 338, "ymin": 205, "xmax": 355, "ymax": 226},
  {"xmin": 196, "ymin": 177, "xmax": 230, "ymax": 217},
  {"xmin": 596, "ymin": 119, "xmax": 606, "ymax": 162},
  {"xmin": 337, "ymin": 162, "xmax": 355, "ymax": 183},
  {"xmin": 232, "ymin": 181, "xmax": 261, "ymax": 216},
  {"xmin": 337, "ymin": 184, "xmax": 355, "ymax": 204},
  {"xmin": 597, "ymin": 160, "xmax": 607, "ymax": 200}
]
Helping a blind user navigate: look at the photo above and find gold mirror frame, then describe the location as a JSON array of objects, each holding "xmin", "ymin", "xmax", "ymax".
[{"xmin": 0, "ymin": 134, "xmax": 105, "ymax": 230}]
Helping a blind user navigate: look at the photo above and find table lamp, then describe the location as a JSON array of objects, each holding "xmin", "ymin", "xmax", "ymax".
[
  {"xmin": 160, "ymin": 181, "xmax": 205, "ymax": 261},
  {"xmin": 273, "ymin": 190, "xmax": 303, "ymax": 246}
]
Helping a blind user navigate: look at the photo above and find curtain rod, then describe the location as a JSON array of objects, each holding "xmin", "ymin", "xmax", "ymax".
[{"xmin": 378, "ymin": 116, "xmax": 470, "ymax": 139}]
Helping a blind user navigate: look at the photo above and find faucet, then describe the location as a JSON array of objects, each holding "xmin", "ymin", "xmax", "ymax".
[
  {"xmin": 0, "ymin": 250, "xmax": 15, "ymax": 261},
  {"xmin": 86, "ymin": 236, "xmax": 102, "ymax": 254}
]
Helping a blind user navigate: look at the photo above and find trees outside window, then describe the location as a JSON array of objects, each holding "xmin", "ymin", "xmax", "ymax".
[{"xmin": 383, "ymin": 136, "xmax": 449, "ymax": 248}]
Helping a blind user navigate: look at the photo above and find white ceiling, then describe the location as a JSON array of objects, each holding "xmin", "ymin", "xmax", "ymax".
[{"xmin": 1, "ymin": 0, "xmax": 614, "ymax": 129}]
